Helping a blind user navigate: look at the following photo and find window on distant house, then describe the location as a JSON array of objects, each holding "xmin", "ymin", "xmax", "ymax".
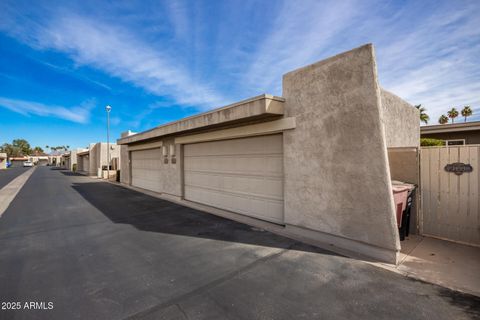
[{"xmin": 446, "ymin": 139, "xmax": 465, "ymax": 146}]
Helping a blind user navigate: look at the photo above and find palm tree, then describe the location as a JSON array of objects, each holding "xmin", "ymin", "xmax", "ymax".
[
  {"xmin": 447, "ymin": 107, "xmax": 459, "ymax": 123},
  {"xmin": 438, "ymin": 114, "xmax": 449, "ymax": 124},
  {"xmin": 461, "ymin": 106, "xmax": 473, "ymax": 122},
  {"xmin": 415, "ymin": 104, "xmax": 429, "ymax": 124}
]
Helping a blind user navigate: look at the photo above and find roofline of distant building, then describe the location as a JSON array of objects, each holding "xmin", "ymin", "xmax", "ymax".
[{"xmin": 421, "ymin": 121, "xmax": 480, "ymax": 134}]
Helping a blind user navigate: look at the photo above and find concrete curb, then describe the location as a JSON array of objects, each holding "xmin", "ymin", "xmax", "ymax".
[{"xmin": 0, "ymin": 167, "xmax": 36, "ymax": 217}]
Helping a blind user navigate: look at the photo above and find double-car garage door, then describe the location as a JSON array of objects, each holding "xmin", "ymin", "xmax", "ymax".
[
  {"xmin": 130, "ymin": 134, "xmax": 284, "ymax": 224},
  {"xmin": 184, "ymin": 135, "xmax": 284, "ymax": 223}
]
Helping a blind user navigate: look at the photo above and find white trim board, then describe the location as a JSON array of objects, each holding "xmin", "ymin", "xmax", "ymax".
[{"xmin": 175, "ymin": 117, "xmax": 296, "ymax": 145}]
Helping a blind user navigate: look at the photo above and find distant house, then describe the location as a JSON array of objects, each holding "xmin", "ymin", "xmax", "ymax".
[
  {"xmin": 76, "ymin": 142, "xmax": 120, "ymax": 177},
  {"xmin": 61, "ymin": 149, "xmax": 88, "ymax": 171},
  {"xmin": 48, "ymin": 150, "xmax": 65, "ymax": 166},
  {"xmin": 9, "ymin": 157, "xmax": 28, "ymax": 167},
  {"xmin": 421, "ymin": 121, "xmax": 480, "ymax": 145}
]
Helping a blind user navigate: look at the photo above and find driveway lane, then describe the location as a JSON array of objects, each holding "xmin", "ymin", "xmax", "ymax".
[
  {"xmin": 0, "ymin": 167, "xmax": 294, "ymax": 320},
  {"xmin": 0, "ymin": 166, "xmax": 478, "ymax": 320}
]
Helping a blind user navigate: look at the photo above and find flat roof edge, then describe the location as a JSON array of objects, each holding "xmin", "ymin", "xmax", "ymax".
[
  {"xmin": 118, "ymin": 94, "xmax": 285, "ymax": 145},
  {"xmin": 421, "ymin": 121, "xmax": 480, "ymax": 134}
]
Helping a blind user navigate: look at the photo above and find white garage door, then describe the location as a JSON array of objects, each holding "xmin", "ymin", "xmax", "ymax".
[
  {"xmin": 184, "ymin": 134, "xmax": 284, "ymax": 224},
  {"xmin": 131, "ymin": 148, "xmax": 163, "ymax": 192}
]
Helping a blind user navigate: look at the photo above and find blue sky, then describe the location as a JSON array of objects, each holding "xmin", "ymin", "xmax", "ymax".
[{"xmin": 0, "ymin": 0, "xmax": 479, "ymax": 150}]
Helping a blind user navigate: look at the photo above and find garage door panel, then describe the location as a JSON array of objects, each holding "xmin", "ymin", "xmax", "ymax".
[
  {"xmin": 184, "ymin": 134, "xmax": 284, "ymax": 223},
  {"xmin": 184, "ymin": 155, "xmax": 283, "ymax": 176},
  {"xmin": 184, "ymin": 185, "xmax": 284, "ymax": 223},
  {"xmin": 184, "ymin": 171, "xmax": 282, "ymax": 200},
  {"xmin": 83, "ymin": 158, "xmax": 89, "ymax": 173},
  {"xmin": 131, "ymin": 148, "xmax": 162, "ymax": 192},
  {"xmin": 185, "ymin": 135, "xmax": 282, "ymax": 156}
]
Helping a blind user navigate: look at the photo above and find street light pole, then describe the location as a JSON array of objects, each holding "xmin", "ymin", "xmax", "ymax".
[{"xmin": 106, "ymin": 105, "xmax": 112, "ymax": 181}]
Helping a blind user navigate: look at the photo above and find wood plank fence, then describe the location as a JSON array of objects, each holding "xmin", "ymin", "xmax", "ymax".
[{"xmin": 420, "ymin": 145, "xmax": 479, "ymax": 246}]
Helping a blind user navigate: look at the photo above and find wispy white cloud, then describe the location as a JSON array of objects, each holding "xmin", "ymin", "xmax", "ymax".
[
  {"xmin": 0, "ymin": 5, "xmax": 229, "ymax": 110},
  {"xmin": 0, "ymin": 0, "xmax": 479, "ymax": 127},
  {"xmin": 375, "ymin": 2, "xmax": 480, "ymax": 124},
  {"xmin": 0, "ymin": 97, "xmax": 95, "ymax": 123},
  {"xmin": 233, "ymin": 0, "xmax": 480, "ymax": 124},
  {"xmin": 242, "ymin": 0, "xmax": 365, "ymax": 93}
]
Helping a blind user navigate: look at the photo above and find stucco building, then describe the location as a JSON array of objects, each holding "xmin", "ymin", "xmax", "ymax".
[
  {"xmin": 77, "ymin": 142, "xmax": 120, "ymax": 177},
  {"xmin": 61, "ymin": 148, "xmax": 88, "ymax": 171},
  {"xmin": 116, "ymin": 44, "xmax": 419, "ymax": 264},
  {"xmin": 9, "ymin": 157, "xmax": 28, "ymax": 167}
]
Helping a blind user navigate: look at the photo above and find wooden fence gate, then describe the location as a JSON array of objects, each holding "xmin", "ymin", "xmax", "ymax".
[{"xmin": 420, "ymin": 145, "xmax": 479, "ymax": 246}]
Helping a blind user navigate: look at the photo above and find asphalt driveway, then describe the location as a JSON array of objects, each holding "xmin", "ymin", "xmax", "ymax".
[
  {"xmin": 0, "ymin": 166, "xmax": 30, "ymax": 189},
  {"xmin": 0, "ymin": 166, "xmax": 478, "ymax": 319}
]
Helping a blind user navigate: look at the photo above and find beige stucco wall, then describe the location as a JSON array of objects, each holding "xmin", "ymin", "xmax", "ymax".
[
  {"xmin": 381, "ymin": 89, "xmax": 420, "ymax": 148},
  {"xmin": 88, "ymin": 143, "xmax": 120, "ymax": 177},
  {"xmin": 67, "ymin": 149, "xmax": 81, "ymax": 171},
  {"xmin": 282, "ymin": 44, "xmax": 400, "ymax": 261},
  {"xmin": 381, "ymin": 90, "xmax": 420, "ymax": 235},
  {"xmin": 158, "ymin": 137, "xmax": 182, "ymax": 197},
  {"xmin": 0, "ymin": 153, "xmax": 6, "ymax": 169},
  {"xmin": 120, "ymin": 145, "xmax": 130, "ymax": 185},
  {"xmin": 89, "ymin": 143, "xmax": 100, "ymax": 175},
  {"xmin": 388, "ymin": 149, "xmax": 419, "ymax": 184}
]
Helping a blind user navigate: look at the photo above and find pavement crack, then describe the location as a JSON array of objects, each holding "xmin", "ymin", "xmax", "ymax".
[
  {"xmin": 176, "ymin": 303, "xmax": 190, "ymax": 320},
  {"xmin": 122, "ymin": 244, "xmax": 294, "ymax": 320}
]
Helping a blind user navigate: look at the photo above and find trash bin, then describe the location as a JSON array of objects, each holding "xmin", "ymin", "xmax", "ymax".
[
  {"xmin": 391, "ymin": 181, "xmax": 416, "ymax": 241},
  {"xmin": 399, "ymin": 188, "xmax": 415, "ymax": 240}
]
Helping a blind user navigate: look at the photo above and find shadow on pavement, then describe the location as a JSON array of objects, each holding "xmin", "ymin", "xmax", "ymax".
[
  {"xmin": 60, "ymin": 171, "xmax": 83, "ymax": 176},
  {"xmin": 71, "ymin": 181, "xmax": 334, "ymax": 255},
  {"xmin": 437, "ymin": 287, "xmax": 480, "ymax": 318}
]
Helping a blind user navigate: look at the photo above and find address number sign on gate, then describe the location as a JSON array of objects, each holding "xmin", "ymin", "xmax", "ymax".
[{"xmin": 444, "ymin": 162, "xmax": 473, "ymax": 175}]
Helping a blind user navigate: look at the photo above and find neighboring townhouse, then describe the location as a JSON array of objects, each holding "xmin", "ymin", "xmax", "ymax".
[
  {"xmin": 9, "ymin": 157, "xmax": 28, "ymax": 167},
  {"xmin": 61, "ymin": 148, "xmax": 88, "ymax": 171},
  {"xmin": 48, "ymin": 155, "xmax": 63, "ymax": 166},
  {"xmin": 28, "ymin": 155, "xmax": 49, "ymax": 165},
  {"xmin": 421, "ymin": 121, "xmax": 480, "ymax": 145},
  {"xmin": 77, "ymin": 142, "xmax": 120, "ymax": 178}
]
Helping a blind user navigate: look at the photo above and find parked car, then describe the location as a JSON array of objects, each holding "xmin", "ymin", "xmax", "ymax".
[{"xmin": 23, "ymin": 161, "xmax": 34, "ymax": 167}]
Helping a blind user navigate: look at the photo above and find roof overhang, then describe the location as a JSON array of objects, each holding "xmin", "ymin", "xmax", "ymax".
[
  {"xmin": 117, "ymin": 94, "xmax": 285, "ymax": 145},
  {"xmin": 421, "ymin": 121, "xmax": 480, "ymax": 134}
]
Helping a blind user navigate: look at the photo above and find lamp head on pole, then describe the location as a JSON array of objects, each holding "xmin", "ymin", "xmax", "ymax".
[{"xmin": 106, "ymin": 105, "xmax": 112, "ymax": 113}]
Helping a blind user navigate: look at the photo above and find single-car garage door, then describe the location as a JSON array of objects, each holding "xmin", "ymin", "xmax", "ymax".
[
  {"xmin": 131, "ymin": 148, "xmax": 163, "ymax": 192},
  {"xmin": 184, "ymin": 134, "xmax": 284, "ymax": 224},
  {"xmin": 82, "ymin": 156, "xmax": 89, "ymax": 173}
]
